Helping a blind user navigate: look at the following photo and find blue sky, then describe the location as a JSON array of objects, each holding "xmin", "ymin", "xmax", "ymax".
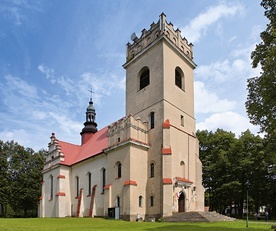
[{"xmin": 0, "ymin": 0, "xmax": 267, "ymax": 151}]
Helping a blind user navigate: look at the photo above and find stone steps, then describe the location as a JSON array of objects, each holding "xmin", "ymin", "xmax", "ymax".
[{"xmin": 163, "ymin": 211, "xmax": 236, "ymax": 222}]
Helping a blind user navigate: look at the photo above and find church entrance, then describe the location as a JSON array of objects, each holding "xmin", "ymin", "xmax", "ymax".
[{"xmin": 178, "ymin": 192, "xmax": 185, "ymax": 212}]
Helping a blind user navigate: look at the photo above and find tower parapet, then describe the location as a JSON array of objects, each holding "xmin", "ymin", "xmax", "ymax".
[
  {"xmin": 125, "ymin": 13, "xmax": 194, "ymax": 63},
  {"xmin": 106, "ymin": 114, "xmax": 148, "ymax": 149}
]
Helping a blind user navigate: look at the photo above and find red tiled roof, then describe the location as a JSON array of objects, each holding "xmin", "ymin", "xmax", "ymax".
[{"xmin": 57, "ymin": 126, "xmax": 108, "ymax": 166}]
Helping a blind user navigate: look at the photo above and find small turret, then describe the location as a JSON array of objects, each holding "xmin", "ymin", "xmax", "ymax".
[{"xmin": 80, "ymin": 98, "xmax": 98, "ymax": 145}]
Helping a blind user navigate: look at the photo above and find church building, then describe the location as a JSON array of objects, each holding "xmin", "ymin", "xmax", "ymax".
[{"xmin": 38, "ymin": 13, "xmax": 204, "ymax": 221}]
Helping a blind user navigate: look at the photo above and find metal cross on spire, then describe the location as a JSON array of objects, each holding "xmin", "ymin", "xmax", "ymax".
[{"xmin": 88, "ymin": 88, "xmax": 94, "ymax": 101}]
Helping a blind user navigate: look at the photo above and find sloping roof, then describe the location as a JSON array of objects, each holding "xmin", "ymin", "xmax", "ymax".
[{"xmin": 57, "ymin": 126, "xmax": 108, "ymax": 166}]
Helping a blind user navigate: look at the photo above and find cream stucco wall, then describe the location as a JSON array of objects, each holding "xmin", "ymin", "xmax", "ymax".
[{"xmin": 71, "ymin": 154, "xmax": 107, "ymax": 217}]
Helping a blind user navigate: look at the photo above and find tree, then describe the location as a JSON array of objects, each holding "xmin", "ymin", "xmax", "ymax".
[
  {"xmin": 197, "ymin": 129, "xmax": 239, "ymax": 214},
  {"xmin": 0, "ymin": 141, "xmax": 10, "ymax": 217},
  {"xmin": 246, "ymin": 0, "xmax": 276, "ymax": 217},
  {"xmin": 0, "ymin": 140, "xmax": 45, "ymax": 217},
  {"xmin": 246, "ymin": 0, "xmax": 276, "ymax": 137},
  {"xmin": 197, "ymin": 129, "xmax": 272, "ymax": 218}
]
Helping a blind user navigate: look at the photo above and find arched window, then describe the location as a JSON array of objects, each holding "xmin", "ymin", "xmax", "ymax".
[
  {"xmin": 50, "ymin": 175, "xmax": 53, "ymax": 200},
  {"xmin": 139, "ymin": 67, "xmax": 150, "ymax": 90},
  {"xmin": 139, "ymin": 196, "xmax": 143, "ymax": 207},
  {"xmin": 102, "ymin": 168, "xmax": 106, "ymax": 194},
  {"xmin": 150, "ymin": 162, "xmax": 155, "ymax": 178},
  {"xmin": 76, "ymin": 176, "xmax": 79, "ymax": 197},
  {"xmin": 180, "ymin": 161, "xmax": 185, "ymax": 178},
  {"xmin": 150, "ymin": 112, "xmax": 155, "ymax": 129},
  {"xmin": 116, "ymin": 196, "xmax": 120, "ymax": 207},
  {"xmin": 175, "ymin": 67, "xmax": 184, "ymax": 90},
  {"xmin": 117, "ymin": 162, "xmax": 122, "ymax": 178},
  {"xmin": 88, "ymin": 172, "xmax": 92, "ymax": 196}
]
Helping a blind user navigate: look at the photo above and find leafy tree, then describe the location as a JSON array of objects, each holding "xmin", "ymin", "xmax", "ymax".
[
  {"xmin": 237, "ymin": 130, "xmax": 265, "ymax": 216},
  {"xmin": 246, "ymin": 0, "xmax": 276, "ymax": 217},
  {"xmin": 246, "ymin": 0, "xmax": 276, "ymax": 137},
  {"xmin": 0, "ymin": 141, "xmax": 10, "ymax": 217},
  {"xmin": 0, "ymin": 140, "xmax": 45, "ymax": 217},
  {"xmin": 197, "ymin": 129, "xmax": 239, "ymax": 214},
  {"xmin": 197, "ymin": 129, "xmax": 273, "ymax": 218}
]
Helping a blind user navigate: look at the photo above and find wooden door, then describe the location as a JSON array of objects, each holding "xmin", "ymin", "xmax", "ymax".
[{"xmin": 178, "ymin": 192, "xmax": 185, "ymax": 212}]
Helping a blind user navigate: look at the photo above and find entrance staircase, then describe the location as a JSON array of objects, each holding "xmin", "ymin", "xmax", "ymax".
[{"xmin": 163, "ymin": 211, "xmax": 236, "ymax": 222}]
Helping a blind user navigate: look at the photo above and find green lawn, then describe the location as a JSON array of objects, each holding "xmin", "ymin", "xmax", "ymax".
[{"xmin": 0, "ymin": 218, "xmax": 274, "ymax": 231}]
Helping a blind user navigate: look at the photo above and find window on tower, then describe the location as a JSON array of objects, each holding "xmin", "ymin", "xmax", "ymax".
[
  {"xmin": 150, "ymin": 162, "xmax": 155, "ymax": 178},
  {"xmin": 139, "ymin": 67, "xmax": 150, "ymax": 90},
  {"xmin": 181, "ymin": 115, "xmax": 184, "ymax": 126},
  {"xmin": 139, "ymin": 195, "xmax": 143, "ymax": 207},
  {"xmin": 150, "ymin": 112, "xmax": 155, "ymax": 129},
  {"xmin": 150, "ymin": 195, "xmax": 154, "ymax": 207},
  {"xmin": 116, "ymin": 162, "xmax": 122, "ymax": 178},
  {"xmin": 175, "ymin": 67, "xmax": 184, "ymax": 90}
]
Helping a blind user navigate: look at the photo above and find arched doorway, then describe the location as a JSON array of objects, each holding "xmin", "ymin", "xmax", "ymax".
[{"xmin": 178, "ymin": 192, "xmax": 185, "ymax": 212}]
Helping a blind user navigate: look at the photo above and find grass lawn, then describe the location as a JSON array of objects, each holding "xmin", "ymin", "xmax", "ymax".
[{"xmin": 0, "ymin": 218, "xmax": 275, "ymax": 231}]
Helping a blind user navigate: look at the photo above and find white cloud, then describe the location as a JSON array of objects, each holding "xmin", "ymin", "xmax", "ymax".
[
  {"xmin": 0, "ymin": 0, "xmax": 42, "ymax": 26},
  {"xmin": 38, "ymin": 64, "xmax": 77, "ymax": 96},
  {"xmin": 181, "ymin": 3, "xmax": 244, "ymax": 43},
  {"xmin": 195, "ymin": 43, "xmax": 259, "ymax": 83},
  {"xmin": 0, "ymin": 129, "xmax": 36, "ymax": 149},
  {"xmin": 79, "ymin": 72, "xmax": 125, "ymax": 105},
  {"xmin": 49, "ymin": 112, "xmax": 82, "ymax": 134},
  {"xmin": 195, "ymin": 81, "xmax": 236, "ymax": 114},
  {"xmin": 196, "ymin": 111, "xmax": 259, "ymax": 136},
  {"xmin": 3, "ymin": 75, "xmax": 38, "ymax": 99},
  {"xmin": 38, "ymin": 64, "xmax": 56, "ymax": 84}
]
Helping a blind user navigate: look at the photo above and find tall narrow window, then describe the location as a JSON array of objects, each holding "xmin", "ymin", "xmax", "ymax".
[
  {"xmin": 139, "ymin": 196, "xmax": 143, "ymax": 207},
  {"xmin": 117, "ymin": 162, "xmax": 122, "ymax": 178},
  {"xmin": 88, "ymin": 172, "xmax": 91, "ymax": 196},
  {"xmin": 102, "ymin": 168, "xmax": 106, "ymax": 193},
  {"xmin": 140, "ymin": 68, "xmax": 150, "ymax": 90},
  {"xmin": 116, "ymin": 196, "xmax": 120, "ymax": 207},
  {"xmin": 175, "ymin": 70, "xmax": 182, "ymax": 88},
  {"xmin": 181, "ymin": 115, "xmax": 184, "ymax": 126},
  {"xmin": 175, "ymin": 67, "xmax": 184, "ymax": 90},
  {"xmin": 76, "ymin": 176, "xmax": 79, "ymax": 197},
  {"xmin": 150, "ymin": 162, "xmax": 155, "ymax": 178},
  {"xmin": 150, "ymin": 112, "xmax": 155, "ymax": 129},
  {"xmin": 180, "ymin": 161, "xmax": 185, "ymax": 178},
  {"xmin": 150, "ymin": 196, "xmax": 154, "ymax": 207},
  {"xmin": 50, "ymin": 175, "xmax": 53, "ymax": 200}
]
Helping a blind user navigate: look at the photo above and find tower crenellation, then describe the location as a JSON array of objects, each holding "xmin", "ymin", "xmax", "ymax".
[{"xmin": 126, "ymin": 13, "xmax": 194, "ymax": 63}]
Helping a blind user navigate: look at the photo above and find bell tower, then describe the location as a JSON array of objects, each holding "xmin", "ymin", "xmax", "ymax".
[
  {"xmin": 80, "ymin": 97, "xmax": 98, "ymax": 145},
  {"xmin": 123, "ymin": 13, "xmax": 204, "ymax": 218}
]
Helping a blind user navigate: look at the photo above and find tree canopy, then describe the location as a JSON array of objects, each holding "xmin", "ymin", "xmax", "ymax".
[
  {"xmin": 0, "ymin": 140, "xmax": 45, "ymax": 217},
  {"xmin": 197, "ymin": 129, "xmax": 274, "ymax": 218},
  {"xmin": 246, "ymin": 0, "xmax": 276, "ymax": 140}
]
